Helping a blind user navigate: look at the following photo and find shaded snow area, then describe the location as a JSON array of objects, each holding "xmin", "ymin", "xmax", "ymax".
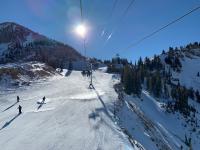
[
  {"xmin": 0, "ymin": 71, "xmax": 138, "ymax": 150},
  {"xmin": 116, "ymin": 89, "xmax": 200, "ymax": 150}
]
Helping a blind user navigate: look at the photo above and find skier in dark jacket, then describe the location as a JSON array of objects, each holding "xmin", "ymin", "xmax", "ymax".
[
  {"xmin": 17, "ymin": 96, "xmax": 20, "ymax": 102},
  {"xmin": 42, "ymin": 96, "xmax": 46, "ymax": 103},
  {"xmin": 18, "ymin": 105, "xmax": 22, "ymax": 114}
]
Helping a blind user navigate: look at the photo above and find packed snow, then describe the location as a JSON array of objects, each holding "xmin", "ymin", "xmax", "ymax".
[
  {"xmin": 0, "ymin": 70, "xmax": 137, "ymax": 150},
  {"xmin": 1, "ymin": 63, "xmax": 200, "ymax": 150}
]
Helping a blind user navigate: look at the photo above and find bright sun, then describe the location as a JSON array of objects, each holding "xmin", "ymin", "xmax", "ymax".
[{"xmin": 75, "ymin": 24, "xmax": 87, "ymax": 38}]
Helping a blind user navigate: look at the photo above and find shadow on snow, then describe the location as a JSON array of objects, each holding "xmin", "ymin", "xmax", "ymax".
[
  {"xmin": 65, "ymin": 70, "xmax": 72, "ymax": 77},
  {"xmin": 0, "ymin": 113, "xmax": 21, "ymax": 130},
  {"xmin": 37, "ymin": 101, "xmax": 45, "ymax": 110},
  {"xmin": 2, "ymin": 102, "xmax": 18, "ymax": 112}
]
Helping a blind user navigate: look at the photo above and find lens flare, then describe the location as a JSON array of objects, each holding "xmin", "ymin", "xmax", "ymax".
[{"xmin": 75, "ymin": 24, "xmax": 87, "ymax": 38}]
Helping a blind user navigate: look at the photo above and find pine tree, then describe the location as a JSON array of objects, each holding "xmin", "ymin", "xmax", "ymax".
[
  {"xmin": 146, "ymin": 76, "xmax": 152, "ymax": 92},
  {"xmin": 152, "ymin": 71, "xmax": 162, "ymax": 97},
  {"xmin": 171, "ymin": 87, "xmax": 177, "ymax": 100},
  {"xmin": 134, "ymin": 70, "xmax": 142, "ymax": 96},
  {"xmin": 188, "ymin": 88, "xmax": 194, "ymax": 100},
  {"xmin": 121, "ymin": 68, "xmax": 124, "ymax": 83},
  {"xmin": 189, "ymin": 137, "xmax": 192, "ymax": 150},
  {"xmin": 175, "ymin": 57, "xmax": 182, "ymax": 69},
  {"xmin": 185, "ymin": 134, "xmax": 188, "ymax": 146},
  {"xmin": 123, "ymin": 65, "xmax": 133, "ymax": 95},
  {"xmin": 122, "ymin": 64, "xmax": 142, "ymax": 97},
  {"xmin": 68, "ymin": 60, "xmax": 73, "ymax": 70},
  {"xmin": 197, "ymin": 72, "xmax": 200, "ymax": 77},
  {"xmin": 163, "ymin": 81, "xmax": 169, "ymax": 98},
  {"xmin": 175, "ymin": 86, "xmax": 189, "ymax": 115},
  {"xmin": 195, "ymin": 90, "xmax": 200, "ymax": 102}
]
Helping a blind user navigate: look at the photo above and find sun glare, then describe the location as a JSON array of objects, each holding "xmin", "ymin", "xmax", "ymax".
[{"xmin": 75, "ymin": 24, "xmax": 87, "ymax": 38}]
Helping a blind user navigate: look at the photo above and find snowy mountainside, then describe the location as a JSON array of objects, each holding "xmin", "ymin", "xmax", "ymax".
[
  {"xmin": 114, "ymin": 83, "xmax": 200, "ymax": 150},
  {"xmin": 160, "ymin": 47, "xmax": 200, "ymax": 91},
  {"xmin": 0, "ymin": 22, "xmax": 46, "ymax": 43},
  {"xmin": 0, "ymin": 61, "xmax": 57, "ymax": 91},
  {"xmin": 1, "ymin": 60, "xmax": 200, "ymax": 150},
  {"xmin": 0, "ymin": 69, "xmax": 143, "ymax": 150},
  {"xmin": 172, "ymin": 56, "xmax": 200, "ymax": 91},
  {"xmin": 0, "ymin": 22, "xmax": 46, "ymax": 55},
  {"xmin": 0, "ymin": 22, "xmax": 83, "ymax": 67},
  {"xmin": 1, "ymin": 40, "xmax": 200, "ymax": 150},
  {"xmin": 141, "ymin": 46, "xmax": 200, "ymax": 149},
  {"xmin": 112, "ymin": 43, "xmax": 200, "ymax": 150}
]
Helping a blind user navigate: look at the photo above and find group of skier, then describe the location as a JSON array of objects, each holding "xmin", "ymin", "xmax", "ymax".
[
  {"xmin": 16, "ymin": 96, "xmax": 22, "ymax": 114},
  {"xmin": 81, "ymin": 70, "xmax": 92, "ymax": 77},
  {"xmin": 16, "ymin": 96, "xmax": 46, "ymax": 114}
]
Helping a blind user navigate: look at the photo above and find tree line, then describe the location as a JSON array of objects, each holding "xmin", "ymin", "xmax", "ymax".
[{"xmin": 107, "ymin": 42, "xmax": 200, "ymax": 117}]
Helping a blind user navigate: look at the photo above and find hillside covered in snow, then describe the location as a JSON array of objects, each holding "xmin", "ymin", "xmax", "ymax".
[
  {"xmin": 0, "ymin": 22, "xmax": 83, "ymax": 68},
  {"xmin": 0, "ymin": 23, "xmax": 200, "ymax": 150},
  {"xmin": 0, "ymin": 69, "xmax": 146, "ymax": 150},
  {"xmin": 0, "ymin": 62, "xmax": 58, "ymax": 91},
  {"xmin": 112, "ymin": 42, "xmax": 200, "ymax": 150}
]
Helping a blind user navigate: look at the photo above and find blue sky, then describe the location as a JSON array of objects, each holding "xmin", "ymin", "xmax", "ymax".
[{"xmin": 0, "ymin": 0, "xmax": 200, "ymax": 61}]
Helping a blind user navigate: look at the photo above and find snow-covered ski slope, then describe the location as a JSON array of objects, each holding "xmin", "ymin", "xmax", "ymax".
[
  {"xmin": 159, "ymin": 49, "xmax": 200, "ymax": 91},
  {"xmin": 117, "ymin": 89, "xmax": 200, "ymax": 150},
  {"xmin": 0, "ymin": 70, "xmax": 137, "ymax": 150},
  {"xmin": 172, "ymin": 55, "xmax": 200, "ymax": 91}
]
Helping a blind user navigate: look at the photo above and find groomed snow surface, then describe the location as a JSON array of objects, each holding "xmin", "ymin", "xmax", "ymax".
[
  {"xmin": 0, "ymin": 70, "xmax": 136, "ymax": 150},
  {"xmin": 1, "ymin": 67, "xmax": 200, "ymax": 150}
]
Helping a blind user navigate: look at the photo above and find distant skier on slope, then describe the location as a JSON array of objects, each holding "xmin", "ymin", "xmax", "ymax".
[
  {"xmin": 17, "ymin": 96, "xmax": 20, "ymax": 102},
  {"xmin": 42, "ymin": 96, "xmax": 46, "ymax": 103},
  {"xmin": 89, "ymin": 83, "xmax": 93, "ymax": 89},
  {"xmin": 87, "ymin": 70, "xmax": 91, "ymax": 77},
  {"xmin": 81, "ymin": 70, "xmax": 86, "ymax": 77},
  {"xmin": 18, "ymin": 105, "xmax": 22, "ymax": 114}
]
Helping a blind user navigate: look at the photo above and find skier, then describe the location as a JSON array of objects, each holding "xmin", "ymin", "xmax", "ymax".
[
  {"xmin": 88, "ymin": 70, "xmax": 91, "ymax": 77},
  {"xmin": 17, "ymin": 96, "xmax": 20, "ymax": 102},
  {"xmin": 18, "ymin": 105, "xmax": 22, "ymax": 114},
  {"xmin": 86, "ymin": 70, "xmax": 90, "ymax": 77},
  {"xmin": 89, "ymin": 83, "xmax": 93, "ymax": 89},
  {"xmin": 42, "ymin": 96, "xmax": 46, "ymax": 103},
  {"xmin": 81, "ymin": 70, "xmax": 86, "ymax": 76}
]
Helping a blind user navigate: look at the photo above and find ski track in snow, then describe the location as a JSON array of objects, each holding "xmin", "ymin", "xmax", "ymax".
[
  {"xmin": 2, "ymin": 67, "xmax": 198, "ymax": 150},
  {"xmin": 0, "ymin": 71, "xmax": 134, "ymax": 150}
]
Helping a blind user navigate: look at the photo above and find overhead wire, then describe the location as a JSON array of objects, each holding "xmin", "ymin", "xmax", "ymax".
[
  {"xmin": 119, "ymin": 6, "xmax": 200, "ymax": 51},
  {"xmin": 101, "ymin": 0, "xmax": 119, "ymax": 37},
  {"xmin": 80, "ymin": 0, "xmax": 83, "ymax": 22},
  {"xmin": 104, "ymin": 0, "xmax": 136, "ymax": 44},
  {"xmin": 79, "ymin": 1, "xmax": 199, "ymax": 58},
  {"xmin": 79, "ymin": 0, "xmax": 87, "ymax": 60},
  {"xmin": 86, "ymin": 0, "xmax": 96, "ymax": 20}
]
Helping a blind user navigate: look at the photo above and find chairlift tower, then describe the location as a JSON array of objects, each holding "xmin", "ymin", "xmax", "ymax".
[{"xmin": 90, "ymin": 63, "xmax": 93, "ymax": 86}]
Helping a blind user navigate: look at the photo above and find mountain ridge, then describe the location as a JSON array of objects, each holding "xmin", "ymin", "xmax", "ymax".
[{"xmin": 0, "ymin": 22, "xmax": 83, "ymax": 68}]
